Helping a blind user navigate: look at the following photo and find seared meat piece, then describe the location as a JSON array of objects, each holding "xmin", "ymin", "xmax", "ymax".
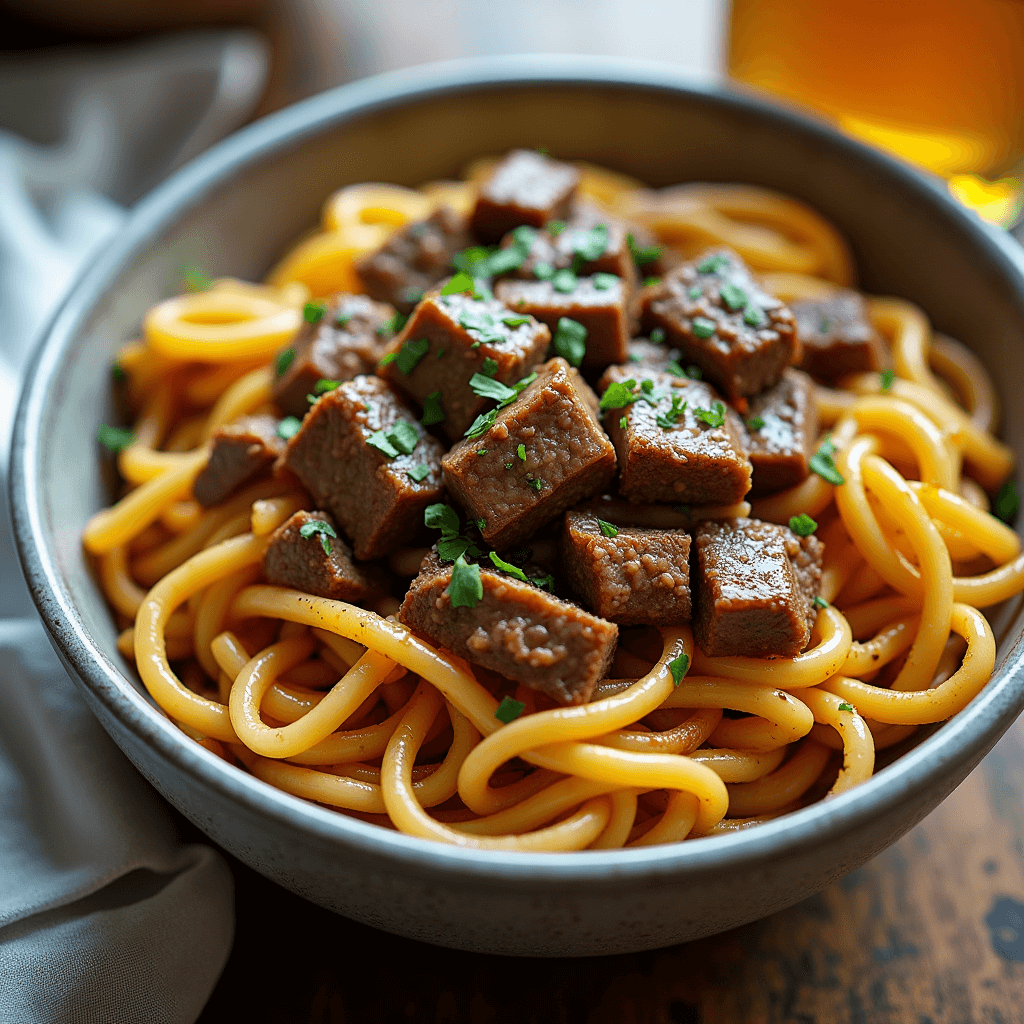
[
  {"xmin": 282, "ymin": 376, "xmax": 444, "ymax": 560},
  {"xmin": 264, "ymin": 510, "xmax": 373, "ymax": 602},
  {"xmin": 399, "ymin": 551, "xmax": 617, "ymax": 705},
  {"xmin": 494, "ymin": 274, "xmax": 630, "ymax": 367},
  {"xmin": 692, "ymin": 517, "xmax": 824, "ymax": 658},
  {"xmin": 561, "ymin": 510, "xmax": 691, "ymax": 625},
  {"xmin": 272, "ymin": 293, "xmax": 395, "ymax": 419},
  {"xmin": 624, "ymin": 337, "xmax": 683, "ymax": 371},
  {"xmin": 498, "ymin": 200, "xmax": 638, "ymax": 292},
  {"xmin": 442, "ymin": 357, "xmax": 616, "ymax": 551},
  {"xmin": 598, "ymin": 365, "xmax": 752, "ymax": 506},
  {"xmin": 193, "ymin": 414, "xmax": 284, "ymax": 507},
  {"xmin": 792, "ymin": 289, "xmax": 887, "ymax": 382},
  {"xmin": 470, "ymin": 149, "xmax": 580, "ymax": 243},
  {"xmin": 744, "ymin": 369, "xmax": 819, "ymax": 496},
  {"xmin": 355, "ymin": 206, "xmax": 472, "ymax": 314},
  {"xmin": 640, "ymin": 248, "xmax": 798, "ymax": 400},
  {"xmin": 377, "ymin": 290, "xmax": 549, "ymax": 441}
]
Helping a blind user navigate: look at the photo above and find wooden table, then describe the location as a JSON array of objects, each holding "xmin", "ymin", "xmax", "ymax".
[{"xmin": 193, "ymin": 709, "xmax": 1024, "ymax": 1023}]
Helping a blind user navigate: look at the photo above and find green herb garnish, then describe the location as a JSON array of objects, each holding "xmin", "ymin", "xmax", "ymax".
[
  {"xmin": 551, "ymin": 268, "xmax": 578, "ymax": 294},
  {"xmin": 597, "ymin": 519, "xmax": 618, "ymax": 538},
  {"xmin": 838, "ymin": 703, "xmax": 855, "ymax": 712},
  {"xmin": 298, "ymin": 518, "xmax": 336, "ymax": 555},
  {"xmin": 694, "ymin": 402, "xmax": 726, "ymax": 428},
  {"xmin": 388, "ymin": 420, "xmax": 419, "ymax": 455},
  {"xmin": 407, "ymin": 464, "xmax": 431, "ymax": 483},
  {"xmin": 788, "ymin": 513, "xmax": 818, "ymax": 536},
  {"xmin": 996, "ymin": 479, "xmax": 1020, "ymax": 523},
  {"xmin": 517, "ymin": 443, "xmax": 527, "ymax": 461},
  {"xmin": 685, "ymin": 365, "xmax": 703, "ymax": 380},
  {"xmin": 464, "ymin": 372, "xmax": 538, "ymax": 439},
  {"xmin": 494, "ymin": 695, "xmax": 525, "ymax": 724},
  {"xmin": 111, "ymin": 362, "xmax": 126, "ymax": 383},
  {"xmin": 533, "ymin": 261, "xmax": 555, "ymax": 281},
  {"xmin": 528, "ymin": 477, "xmax": 544, "ymax": 492},
  {"xmin": 314, "ymin": 378, "xmax": 340, "ymax": 394},
  {"xmin": 810, "ymin": 436, "xmax": 845, "ymax": 485},
  {"xmin": 334, "ymin": 311, "xmax": 352, "ymax": 328},
  {"xmin": 668, "ymin": 653, "xmax": 690, "ymax": 686},
  {"xmin": 421, "ymin": 390, "xmax": 445, "ymax": 426},
  {"xmin": 600, "ymin": 378, "xmax": 638, "ymax": 412},
  {"xmin": 277, "ymin": 416, "xmax": 302, "ymax": 441},
  {"xmin": 303, "ymin": 300, "xmax": 327, "ymax": 324},
  {"xmin": 619, "ymin": 415, "xmax": 628, "ymax": 429},
  {"xmin": 691, "ymin": 317, "xmax": 716, "ymax": 338},
  {"xmin": 97, "ymin": 425, "xmax": 135, "ymax": 453},
  {"xmin": 546, "ymin": 220, "xmax": 566, "ymax": 236},
  {"xmin": 592, "ymin": 272, "xmax": 619, "ymax": 291},
  {"xmin": 448, "ymin": 555, "xmax": 483, "ymax": 608},
  {"xmin": 552, "ymin": 317, "xmax": 588, "ymax": 368},
  {"xmin": 489, "ymin": 551, "xmax": 528, "ymax": 582},
  {"xmin": 395, "ymin": 337, "xmax": 430, "ymax": 374},
  {"xmin": 656, "ymin": 395, "xmax": 689, "ymax": 430},
  {"xmin": 880, "ymin": 368, "xmax": 896, "ymax": 392},
  {"xmin": 627, "ymin": 233, "xmax": 662, "ymax": 266},
  {"xmin": 747, "ymin": 416, "xmax": 765, "ymax": 431},
  {"xmin": 720, "ymin": 283, "xmax": 748, "ymax": 312},
  {"xmin": 183, "ymin": 264, "xmax": 211, "ymax": 292},
  {"xmin": 573, "ymin": 223, "xmax": 609, "ymax": 263},
  {"xmin": 441, "ymin": 271, "xmax": 476, "ymax": 296},
  {"xmin": 502, "ymin": 315, "xmax": 530, "ymax": 328},
  {"xmin": 697, "ymin": 253, "xmax": 730, "ymax": 274},
  {"xmin": 275, "ymin": 348, "xmax": 295, "ymax": 378},
  {"xmin": 812, "ymin": 595, "xmax": 829, "ymax": 609},
  {"xmin": 649, "ymin": 327, "xmax": 666, "ymax": 345},
  {"xmin": 743, "ymin": 306, "xmax": 767, "ymax": 328}
]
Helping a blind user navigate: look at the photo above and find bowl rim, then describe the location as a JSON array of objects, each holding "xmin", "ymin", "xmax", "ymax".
[{"xmin": 11, "ymin": 53, "xmax": 1024, "ymax": 883}]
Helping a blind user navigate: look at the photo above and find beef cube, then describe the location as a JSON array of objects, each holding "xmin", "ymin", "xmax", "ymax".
[
  {"xmin": 399, "ymin": 551, "xmax": 617, "ymax": 705},
  {"xmin": 377, "ymin": 290, "xmax": 549, "ymax": 440},
  {"xmin": 355, "ymin": 206, "xmax": 472, "ymax": 314},
  {"xmin": 272, "ymin": 293, "xmax": 395, "ymax": 418},
  {"xmin": 443, "ymin": 358, "xmax": 616, "ymax": 551},
  {"xmin": 561, "ymin": 510, "xmax": 691, "ymax": 625},
  {"xmin": 470, "ymin": 149, "xmax": 580, "ymax": 243},
  {"xmin": 640, "ymin": 248, "xmax": 798, "ymax": 400},
  {"xmin": 193, "ymin": 414, "xmax": 284, "ymax": 507},
  {"xmin": 264, "ymin": 510, "xmax": 374, "ymax": 602},
  {"xmin": 625, "ymin": 338, "xmax": 683, "ymax": 371},
  {"xmin": 793, "ymin": 289, "xmax": 887, "ymax": 382},
  {"xmin": 499, "ymin": 200, "xmax": 638, "ymax": 292},
  {"xmin": 598, "ymin": 366, "xmax": 752, "ymax": 505},
  {"xmin": 693, "ymin": 518, "xmax": 824, "ymax": 658},
  {"xmin": 283, "ymin": 376, "xmax": 444, "ymax": 560},
  {"xmin": 745, "ymin": 369, "xmax": 819, "ymax": 496},
  {"xmin": 494, "ymin": 274, "xmax": 630, "ymax": 367}
]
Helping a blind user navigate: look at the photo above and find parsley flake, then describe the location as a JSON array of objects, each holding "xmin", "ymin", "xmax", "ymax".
[
  {"xmin": 494, "ymin": 695, "xmax": 525, "ymax": 724},
  {"xmin": 665, "ymin": 361, "xmax": 684, "ymax": 377},
  {"xmin": 812, "ymin": 595, "xmax": 829, "ymax": 609},
  {"xmin": 552, "ymin": 317, "xmax": 588, "ymax": 367},
  {"xmin": 389, "ymin": 421, "xmax": 419, "ymax": 455},
  {"xmin": 366, "ymin": 430, "xmax": 400, "ymax": 458},
  {"xmin": 551, "ymin": 268, "xmax": 578, "ymax": 293},
  {"xmin": 303, "ymin": 300, "xmax": 327, "ymax": 323},
  {"xmin": 627, "ymin": 233, "xmax": 662, "ymax": 266},
  {"xmin": 421, "ymin": 390, "xmax": 445, "ymax": 426},
  {"xmin": 403, "ymin": 287, "xmax": 424, "ymax": 306},
  {"xmin": 517, "ymin": 443, "xmax": 526, "ymax": 461},
  {"xmin": 533, "ymin": 261, "xmax": 555, "ymax": 281},
  {"xmin": 528, "ymin": 477, "xmax": 543, "ymax": 492},
  {"xmin": 448, "ymin": 555, "xmax": 483, "ymax": 609},
  {"xmin": 743, "ymin": 306, "xmax": 767, "ymax": 328},
  {"xmin": 643, "ymin": 276, "xmax": 662, "ymax": 287},
  {"xmin": 747, "ymin": 415, "xmax": 765, "ymax": 431},
  {"xmin": 532, "ymin": 573, "xmax": 555, "ymax": 591},
  {"xmin": 183, "ymin": 264, "xmax": 211, "ymax": 292},
  {"xmin": 298, "ymin": 518, "xmax": 337, "ymax": 555},
  {"xmin": 649, "ymin": 327, "xmax": 666, "ymax": 344},
  {"xmin": 489, "ymin": 551, "xmax": 528, "ymax": 582},
  {"xmin": 277, "ymin": 416, "xmax": 302, "ymax": 441},
  {"xmin": 464, "ymin": 372, "xmax": 538, "ymax": 439},
  {"xmin": 334, "ymin": 311, "xmax": 352, "ymax": 328},
  {"xmin": 838, "ymin": 702, "xmax": 855, "ymax": 712},
  {"xmin": 597, "ymin": 519, "xmax": 618, "ymax": 538},
  {"xmin": 275, "ymin": 348, "xmax": 295, "ymax": 378},
  {"xmin": 691, "ymin": 317, "xmax": 716, "ymax": 338},
  {"xmin": 592, "ymin": 272, "xmax": 619, "ymax": 291},
  {"xmin": 314, "ymin": 378, "xmax": 340, "ymax": 394},
  {"xmin": 810, "ymin": 436, "xmax": 845, "ymax": 485},
  {"xmin": 502, "ymin": 315, "xmax": 530, "ymax": 328},
  {"xmin": 573, "ymin": 223, "xmax": 609, "ymax": 264},
  {"xmin": 97, "ymin": 425, "xmax": 134, "ymax": 453},
  {"xmin": 619, "ymin": 415, "xmax": 627, "ymax": 429},
  {"xmin": 996, "ymin": 479, "xmax": 1019, "ymax": 523},
  {"xmin": 694, "ymin": 402, "xmax": 725, "ymax": 428},
  {"xmin": 395, "ymin": 337, "xmax": 430, "ymax": 374},
  {"xmin": 685, "ymin": 365, "xmax": 703, "ymax": 380},
  {"xmin": 441, "ymin": 272, "xmax": 476, "ymax": 296},
  {"xmin": 656, "ymin": 396, "xmax": 689, "ymax": 430},
  {"xmin": 470, "ymin": 374, "xmax": 517, "ymax": 403},
  {"xmin": 789, "ymin": 513, "xmax": 818, "ymax": 536},
  {"xmin": 880, "ymin": 368, "xmax": 896, "ymax": 391},
  {"xmin": 720, "ymin": 283, "xmax": 748, "ymax": 312},
  {"xmin": 479, "ymin": 358, "xmax": 499, "ymax": 379},
  {"xmin": 546, "ymin": 219, "xmax": 566, "ymax": 236},
  {"xmin": 668, "ymin": 653, "xmax": 690, "ymax": 686},
  {"xmin": 600, "ymin": 379, "xmax": 638, "ymax": 412},
  {"xmin": 407, "ymin": 464, "xmax": 431, "ymax": 483},
  {"xmin": 697, "ymin": 253, "xmax": 730, "ymax": 274},
  {"xmin": 111, "ymin": 362, "xmax": 126, "ymax": 383},
  {"xmin": 687, "ymin": 285, "xmax": 702, "ymax": 300}
]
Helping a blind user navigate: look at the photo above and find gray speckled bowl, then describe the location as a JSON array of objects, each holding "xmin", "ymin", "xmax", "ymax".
[{"xmin": 11, "ymin": 56, "xmax": 1024, "ymax": 957}]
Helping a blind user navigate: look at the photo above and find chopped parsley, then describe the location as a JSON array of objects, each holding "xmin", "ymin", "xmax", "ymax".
[
  {"xmin": 552, "ymin": 317, "xmax": 588, "ymax": 368},
  {"xmin": 693, "ymin": 402, "xmax": 726, "ymax": 428},
  {"xmin": 298, "ymin": 518, "xmax": 336, "ymax": 555},
  {"xmin": 379, "ymin": 311, "xmax": 409, "ymax": 335},
  {"xmin": 619, "ymin": 415, "xmax": 627, "ymax": 429},
  {"xmin": 810, "ymin": 436, "xmax": 845, "ymax": 485},
  {"xmin": 649, "ymin": 327, "xmax": 666, "ymax": 345},
  {"xmin": 448, "ymin": 555, "xmax": 483, "ymax": 608},
  {"xmin": 838, "ymin": 702, "xmax": 855, "ymax": 713},
  {"xmin": 97, "ymin": 425, "xmax": 135, "ymax": 453},
  {"xmin": 532, "ymin": 573, "xmax": 556, "ymax": 591},
  {"xmin": 403, "ymin": 287, "xmax": 424, "ymax": 306},
  {"xmin": 656, "ymin": 395, "xmax": 689, "ymax": 430},
  {"xmin": 303, "ymin": 300, "xmax": 327, "ymax": 324},
  {"xmin": 880, "ymin": 368, "xmax": 896, "ymax": 392},
  {"xmin": 275, "ymin": 348, "xmax": 295, "ymax": 378},
  {"xmin": 424, "ymin": 502, "xmax": 461, "ymax": 536},
  {"xmin": 494, "ymin": 695, "xmax": 525, "ymax": 724},
  {"xmin": 111, "ymin": 362, "xmax": 126, "ymax": 383},
  {"xmin": 627, "ymin": 232, "xmax": 662, "ymax": 266},
  {"xmin": 517, "ymin": 443, "xmax": 527, "ymax": 461},
  {"xmin": 743, "ymin": 306, "xmax": 767, "ymax": 328},
  {"xmin": 277, "ymin": 416, "xmax": 302, "ymax": 441},
  {"xmin": 470, "ymin": 374, "xmax": 518, "ymax": 403},
  {"xmin": 440, "ymin": 271, "xmax": 476, "ymax": 296},
  {"xmin": 788, "ymin": 513, "xmax": 818, "ymax": 536},
  {"xmin": 489, "ymin": 550, "xmax": 528, "ymax": 582},
  {"xmin": 665, "ymin": 361, "xmax": 684, "ymax": 378},
  {"xmin": 812, "ymin": 595, "xmax": 829, "ymax": 609},
  {"xmin": 420, "ymin": 390, "xmax": 445, "ymax": 426},
  {"xmin": 528, "ymin": 476, "xmax": 544, "ymax": 492},
  {"xmin": 719, "ymin": 283, "xmax": 748, "ymax": 312},
  {"xmin": 572, "ymin": 223, "xmax": 609, "ymax": 264},
  {"xmin": 685, "ymin": 365, "xmax": 703, "ymax": 380},
  {"xmin": 502, "ymin": 315, "xmax": 530, "ymax": 328},
  {"xmin": 668, "ymin": 653, "xmax": 690, "ymax": 686},
  {"xmin": 642, "ymin": 276, "xmax": 662, "ymax": 287},
  {"xmin": 458, "ymin": 309, "xmax": 507, "ymax": 347},
  {"xmin": 367, "ymin": 420, "xmax": 419, "ymax": 458},
  {"xmin": 546, "ymin": 219, "xmax": 566, "ymax": 236},
  {"xmin": 334, "ymin": 311, "xmax": 352, "ymax": 328},
  {"xmin": 687, "ymin": 285, "xmax": 702, "ymax": 300},
  {"xmin": 697, "ymin": 253, "xmax": 730, "ymax": 274},
  {"xmin": 464, "ymin": 372, "xmax": 538, "ymax": 439},
  {"xmin": 407, "ymin": 464, "xmax": 431, "ymax": 483},
  {"xmin": 533, "ymin": 261, "xmax": 555, "ymax": 280},
  {"xmin": 314, "ymin": 378, "xmax": 340, "ymax": 394},
  {"xmin": 747, "ymin": 416, "xmax": 765, "ymax": 431},
  {"xmin": 691, "ymin": 317, "xmax": 716, "ymax": 338},
  {"xmin": 551, "ymin": 268, "xmax": 578, "ymax": 293},
  {"xmin": 395, "ymin": 337, "xmax": 430, "ymax": 374},
  {"xmin": 597, "ymin": 519, "xmax": 618, "ymax": 538},
  {"xmin": 996, "ymin": 479, "xmax": 1020, "ymax": 523},
  {"xmin": 600, "ymin": 378, "xmax": 638, "ymax": 412},
  {"xmin": 592, "ymin": 272, "xmax": 619, "ymax": 291},
  {"xmin": 182, "ymin": 264, "xmax": 211, "ymax": 292}
]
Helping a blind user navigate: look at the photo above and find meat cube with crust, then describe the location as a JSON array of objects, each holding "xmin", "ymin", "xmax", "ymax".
[
  {"xmin": 494, "ymin": 274, "xmax": 630, "ymax": 367},
  {"xmin": 792, "ymin": 289, "xmax": 887, "ymax": 382},
  {"xmin": 272, "ymin": 293, "xmax": 395, "ymax": 418},
  {"xmin": 745, "ymin": 369, "xmax": 819, "ymax": 496},
  {"xmin": 499, "ymin": 200, "xmax": 638, "ymax": 292},
  {"xmin": 282, "ymin": 376, "xmax": 444, "ymax": 560},
  {"xmin": 640, "ymin": 248, "xmax": 798, "ymax": 400},
  {"xmin": 470, "ymin": 149, "xmax": 580, "ymax": 243},
  {"xmin": 443, "ymin": 358, "xmax": 616, "ymax": 551},
  {"xmin": 264, "ymin": 510, "xmax": 374, "ymax": 603},
  {"xmin": 355, "ymin": 206, "xmax": 472, "ymax": 314},
  {"xmin": 561, "ymin": 510, "xmax": 692, "ymax": 625},
  {"xmin": 377, "ymin": 290, "xmax": 550, "ymax": 441},
  {"xmin": 399, "ymin": 551, "xmax": 617, "ymax": 705},
  {"xmin": 193, "ymin": 414, "xmax": 284, "ymax": 507},
  {"xmin": 598, "ymin": 366, "xmax": 752, "ymax": 505},
  {"xmin": 693, "ymin": 518, "xmax": 824, "ymax": 658}
]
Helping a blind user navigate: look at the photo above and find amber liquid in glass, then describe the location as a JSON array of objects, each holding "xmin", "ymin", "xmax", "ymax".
[{"xmin": 728, "ymin": 0, "xmax": 1024, "ymax": 223}]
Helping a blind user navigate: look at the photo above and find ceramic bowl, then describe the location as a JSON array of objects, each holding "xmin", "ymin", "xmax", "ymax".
[{"xmin": 11, "ymin": 56, "xmax": 1024, "ymax": 956}]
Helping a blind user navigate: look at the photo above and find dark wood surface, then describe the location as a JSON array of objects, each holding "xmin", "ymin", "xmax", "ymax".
[{"xmin": 193, "ymin": 712, "xmax": 1024, "ymax": 1024}]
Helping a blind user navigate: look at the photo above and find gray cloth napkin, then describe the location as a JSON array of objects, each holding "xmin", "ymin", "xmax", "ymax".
[{"xmin": 0, "ymin": 30, "xmax": 268, "ymax": 1023}]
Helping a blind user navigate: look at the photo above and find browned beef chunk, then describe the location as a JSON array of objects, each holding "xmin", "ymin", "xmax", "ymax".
[
  {"xmin": 792, "ymin": 289, "xmax": 887, "ymax": 382},
  {"xmin": 745, "ymin": 369, "xmax": 819, "ymax": 496},
  {"xmin": 598, "ymin": 366, "xmax": 751, "ymax": 505},
  {"xmin": 692, "ymin": 518, "xmax": 824, "ymax": 658},
  {"xmin": 625, "ymin": 337, "xmax": 683, "ymax": 371},
  {"xmin": 470, "ymin": 150, "xmax": 580, "ymax": 243},
  {"xmin": 282, "ymin": 376, "xmax": 444, "ymax": 560},
  {"xmin": 561, "ymin": 510, "xmax": 691, "ymax": 625},
  {"xmin": 499, "ymin": 200, "xmax": 638, "ymax": 292},
  {"xmin": 272, "ymin": 294, "xmax": 395, "ymax": 418},
  {"xmin": 399, "ymin": 551, "xmax": 617, "ymax": 705},
  {"xmin": 355, "ymin": 206, "xmax": 472, "ymax": 314},
  {"xmin": 263, "ymin": 510, "xmax": 373, "ymax": 602},
  {"xmin": 377, "ymin": 290, "xmax": 549, "ymax": 441},
  {"xmin": 443, "ymin": 357, "xmax": 617, "ymax": 551},
  {"xmin": 193, "ymin": 415, "xmax": 284, "ymax": 507},
  {"xmin": 640, "ymin": 248, "xmax": 798, "ymax": 400},
  {"xmin": 494, "ymin": 275, "xmax": 630, "ymax": 367}
]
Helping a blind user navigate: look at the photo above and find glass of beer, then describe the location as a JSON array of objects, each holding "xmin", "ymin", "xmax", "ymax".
[{"xmin": 727, "ymin": 0, "xmax": 1024, "ymax": 225}]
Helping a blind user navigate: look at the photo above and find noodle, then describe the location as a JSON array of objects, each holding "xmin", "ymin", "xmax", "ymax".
[{"xmin": 83, "ymin": 157, "xmax": 1023, "ymax": 850}]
